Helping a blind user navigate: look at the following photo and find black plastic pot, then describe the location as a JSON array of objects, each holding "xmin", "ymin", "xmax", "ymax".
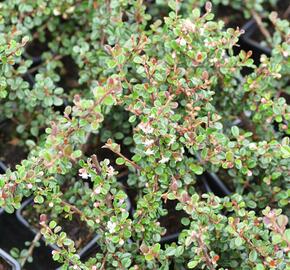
[
  {"xmin": 16, "ymin": 198, "xmax": 100, "ymax": 258},
  {"xmin": 17, "ymin": 195, "xmax": 131, "ymax": 258},
  {"xmin": 159, "ymin": 232, "xmax": 180, "ymax": 244},
  {"xmin": 0, "ymin": 248, "xmax": 20, "ymax": 270},
  {"xmin": 0, "ymin": 162, "xmax": 7, "ymax": 215},
  {"xmin": 202, "ymin": 172, "xmax": 231, "ymax": 197},
  {"xmin": 0, "ymin": 161, "xmax": 7, "ymax": 174},
  {"xmin": 23, "ymin": 72, "xmax": 35, "ymax": 88},
  {"xmin": 241, "ymin": 19, "xmax": 271, "ymax": 57},
  {"xmin": 23, "ymin": 53, "xmax": 42, "ymax": 66},
  {"xmin": 195, "ymin": 153, "xmax": 231, "ymax": 197}
]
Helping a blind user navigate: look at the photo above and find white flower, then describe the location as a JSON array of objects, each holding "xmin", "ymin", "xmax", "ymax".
[
  {"xmin": 79, "ymin": 168, "xmax": 90, "ymax": 179},
  {"xmin": 180, "ymin": 38, "xmax": 186, "ymax": 46},
  {"xmin": 53, "ymin": 8, "xmax": 61, "ymax": 16},
  {"xmin": 138, "ymin": 122, "xmax": 154, "ymax": 134},
  {"xmin": 107, "ymin": 220, "xmax": 117, "ymax": 233},
  {"xmin": 94, "ymin": 186, "xmax": 101, "ymax": 195},
  {"xmin": 66, "ymin": 6, "xmax": 75, "ymax": 13},
  {"xmin": 168, "ymin": 136, "xmax": 175, "ymax": 146},
  {"xmin": 182, "ymin": 19, "xmax": 196, "ymax": 33},
  {"xmin": 145, "ymin": 149, "xmax": 154, "ymax": 156},
  {"xmin": 143, "ymin": 139, "xmax": 154, "ymax": 146},
  {"xmin": 93, "ymin": 202, "xmax": 100, "ymax": 208},
  {"xmin": 159, "ymin": 157, "xmax": 170, "ymax": 164},
  {"xmin": 249, "ymin": 143, "xmax": 257, "ymax": 150},
  {"xmin": 175, "ymin": 156, "xmax": 182, "ymax": 162},
  {"xmin": 27, "ymin": 183, "xmax": 33, "ymax": 189},
  {"xmin": 107, "ymin": 165, "xmax": 115, "ymax": 177}
]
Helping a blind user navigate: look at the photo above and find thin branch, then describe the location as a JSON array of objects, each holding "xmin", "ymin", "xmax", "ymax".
[
  {"xmin": 251, "ymin": 10, "xmax": 272, "ymax": 47},
  {"xmin": 102, "ymin": 144, "xmax": 142, "ymax": 171},
  {"xmin": 91, "ymin": 154, "xmax": 102, "ymax": 174},
  {"xmin": 20, "ymin": 232, "xmax": 42, "ymax": 267},
  {"xmin": 283, "ymin": 5, "xmax": 290, "ymax": 19},
  {"xmin": 27, "ymin": 54, "xmax": 63, "ymax": 74}
]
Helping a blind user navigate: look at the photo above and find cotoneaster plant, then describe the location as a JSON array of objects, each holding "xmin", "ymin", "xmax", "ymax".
[{"xmin": 0, "ymin": 1, "xmax": 289, "ymax": 270}]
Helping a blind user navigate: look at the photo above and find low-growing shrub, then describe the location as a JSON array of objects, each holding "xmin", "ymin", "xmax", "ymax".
[{"xmin": 0, "ymin": 1, "xmax": 289, "ymax": 269}]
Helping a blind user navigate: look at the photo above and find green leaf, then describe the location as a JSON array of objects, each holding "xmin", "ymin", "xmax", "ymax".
[
  {"xmin": 72, "ymin": 150, "xmax": 82, "ymax": 158},
  {"xmin": 133, "ymin": 56, "xmax": 143, "ymax": 64},
  {"xmin": 34, "ymin": 195, "xmax": 44, "ymax": 204},
  {"xmin": 234, "ymin": 237, "xmax": 243, "ymax": 247},
  {"xmin": 249, "ymin": 250, "xmax": 257, "ymax": 262},
  {"xmin": 116, "ymin": 157, "xmax": 125, "ymax": 165},
  {"xmin": 190, "ymin": 164, "xmax": 203, "ymax": 175},
  {"xmin": 165, "ymin": 247, "xmax": 176, "ymax": 256},
  {"xmin": 52, "ymin": 252, "xmax": 60, "ymax": 261},
  {"xmin": 231, "ymin": 126, "xmax": 239, "ymax": 137},
  {"xmin": 121, "ymin": 257, "xmax": 131, "ymax": 268},
  {"xmin": 255, "ymin": 264, "xmax": 265, "ymax": 270},
  {"xmin": 281, "ymin": 145, "xmax": 290, "ymax": 158},
  {"xmin": 103, "ymin": 95, "xmax": 115, "ymax": 106},
  {"xmin": 272, "ymin": 233, "xmax": 282, "ymax": 244},
  {"xmin": 192, "ymin": 8, "xmax": 200, "ymax": 19},
  {"xmin": 285, "ymin": 229, "xmax": 290, "ymax": 242},
  {"xmin": 235, "ymin": 159, "xmax": 242, "ymax": 169},
  {"xmin": 168, "ymin": 0, "xmax": 177, "ymax": 10},
  {"xmin": 145, "ymin": 253, "xmax": 154, "ymax": 261},
  {"xmin": 188, "ymin": 260, "xmax": 199, "ymax": 268},
  {"xmin": 226, "ymin": 151, "xmax": 234, "ymax": 162},
  {"xmin": 49, "ymin": 220, "xmax": 57, "ymax": 229}
]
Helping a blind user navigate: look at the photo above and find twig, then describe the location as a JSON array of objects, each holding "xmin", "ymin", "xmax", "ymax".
[
  {"xmin": 195, "ymin": 229, "xmax": 215, "ymax": 270},
  {"xmin": 27, "ymin": 54, "xmax": 63, "ymax": 74},
  {"xmin": 20, "ymin": 232, "xmax": 42, "ymax": 267},
  {"xmin": 91, "ymin": 154, "xmax": 102, "ymax": 174},
  {"xmin": 251, "ymin": 10, "xmax": 272, "ymax": 47},
  {"xmin": 283, "ymin": 5, "xmax": 290, "ymax": 19},
  {"xmin": 102, "ymin": 143, "xmax": 142, "ymax": 171}
]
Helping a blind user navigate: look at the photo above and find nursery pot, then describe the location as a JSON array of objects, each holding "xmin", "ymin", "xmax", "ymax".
[
  {"xmin": 202, "ymin": 172, "xmax": 231, "ymax": 197},
  {"xmin": 16, "ymin": 198, "xmax": 100, "ymax": 258},
  {"xmin": 0, "ymin": 162, "xmax": 7, "ymax": 215},
  {"xmin": 0, "ymin": 161, "xmax": 7, "ymax": 174},
  {"xmin": 22, "ymin": 73, "xmax": 35, "ymax": 88},
  {"xmin": 17, "ymin": 195, "xmax": 131, "ymax": 258},
  {"xmin": 241, "ymin": 19, "xmax": 271, "ymax": 57},
  {"xmin": 131, "ymin": 200, "xmax": 185, "ymax": 245},
  {"xmin": 23, "ymin": 51, "xmax": 42, "ymax": 66},
  {"xmin": 0, "ymin": 249, "xmax": 20, "ymax": 270}
]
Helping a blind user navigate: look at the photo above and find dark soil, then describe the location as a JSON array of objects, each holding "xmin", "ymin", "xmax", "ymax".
[
  {"xmin": 216, "ymin": 4, "xmax": 246, "ymax": 28},
  {"xmin": 0, "ymin": 212, "xmax": 59, "ymax": 270},
  {"xmin": 0, "ymin": 121, "xmax": 27, "ymax": 169},
  {"xmin": 159, "ymin": 200, "xmax": 187, "ymax": 237},
  {"xmin": 208, "ymin": 171, "xmax": 233, "ymax": 196},
  {"xmin": 247, "ymin": 20, "xmax": 274, "ymax": 45},
  {"xmin": 58, "ymin": 56, "xmax": 80, "ymax": 93},
  {"xmin": 84, "ymin": 107, "xmax": 133, "ymax": 176},
  {"xmin": 0, "ymin": 257, "xmax": 11, "ymax": 270},
  {"xmin": 22, "ymin": 203, "xmax": 95, "ymax": 252},
  {"xmin": 277, "ymin": 0, "xmax": 290, "ymax": 19},
  {"xmin": 25, "ymin": 39, "xmax": 49, "ymax": 59}
]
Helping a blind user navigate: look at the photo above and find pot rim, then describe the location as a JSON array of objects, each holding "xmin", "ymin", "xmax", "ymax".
[
  {"xmin": 16, "ymin": 198, "xmax": 100, "ymax": 257},
  {"xmin": 0, "ymin": 248, "xmax": 21, "ymax": 270}
]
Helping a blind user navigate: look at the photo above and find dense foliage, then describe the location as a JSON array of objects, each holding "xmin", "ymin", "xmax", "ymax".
[{"xmin": 0, "ymin": 1, "xmax": 289, "ymax": 269}]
